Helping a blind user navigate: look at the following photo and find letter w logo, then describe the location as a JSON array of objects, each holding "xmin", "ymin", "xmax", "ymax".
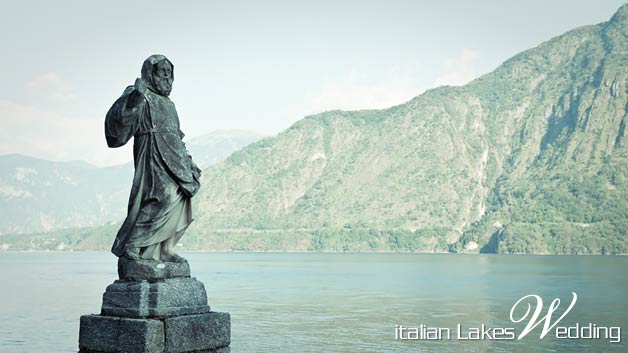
[{"xmin": 509, "ymin": 293, "xmax": 577, "ymax": 340}]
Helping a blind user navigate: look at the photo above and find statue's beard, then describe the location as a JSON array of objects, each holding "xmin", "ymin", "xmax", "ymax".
[{"xmin": 152, "ymin": 76, "xmax": 173, "ymax": 96}]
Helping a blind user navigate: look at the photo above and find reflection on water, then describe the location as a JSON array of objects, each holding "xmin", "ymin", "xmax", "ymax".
[{"xmin": 0, "ymin": 252, "xmax": 626, "ymax": 352}]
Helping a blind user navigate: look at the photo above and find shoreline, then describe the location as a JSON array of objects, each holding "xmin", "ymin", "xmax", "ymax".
[{"xmin": 0, "ymin": 249, "xmax": 625, "ymax": 256}]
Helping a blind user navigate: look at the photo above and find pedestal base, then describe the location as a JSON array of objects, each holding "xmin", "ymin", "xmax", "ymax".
[
  {"xmin": 118, "ymin": 257, "xmax": 191, "ymax": 281},
  {"xmin": 79, "ymin": 256, "xmax": 230, "ymax": 352},
  {"xmin": 101, "ymin": 277, "xmax": 211, "ymax": 318},
  {"xmin": 79, "ymin": 312, "xmax": 231, "ymax": 353}
]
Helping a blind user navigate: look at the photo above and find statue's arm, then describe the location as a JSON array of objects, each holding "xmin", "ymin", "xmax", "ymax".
[
  {"xmin": 173, "ymin": 105, "xmax": 201, "ymax": 179},
  {"xmin": 105, "ymin": 84, "xmax": 145, "ymax": 148},
  {"xmin": 178, "ymin": 128, "xmax": 202, "ymax": 178}
]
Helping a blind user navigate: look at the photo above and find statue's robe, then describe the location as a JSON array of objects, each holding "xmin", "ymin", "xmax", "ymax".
[{"xmin": 105, "ymin": 87, "xmax": 200, "ymax": 257}]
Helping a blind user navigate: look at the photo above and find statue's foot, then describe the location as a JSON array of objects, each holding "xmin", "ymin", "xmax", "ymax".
[
  {"xmin": 122, "ymin": 247, "xmax": 140, "ymax": 261},
  {"xmin": 161, "ymin": 253, "xmax": 187, "ymax": 263}
]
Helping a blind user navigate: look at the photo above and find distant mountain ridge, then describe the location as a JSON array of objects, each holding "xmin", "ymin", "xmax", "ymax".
[
  {"xmin": 0, "ymin": 153, "xmax": 131, "ymax": 235},
  {"xmin": 0, "ymin": 130, "xmax": 263, "ymax": 235}
]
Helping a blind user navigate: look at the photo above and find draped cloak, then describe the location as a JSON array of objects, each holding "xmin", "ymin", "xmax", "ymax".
[{"xmin": 105, "ymin": 58, "xmax": 200, "ymax": 257}]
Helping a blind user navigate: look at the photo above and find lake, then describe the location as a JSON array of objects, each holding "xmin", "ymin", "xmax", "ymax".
[{"xmin": 0, "ymin": 252, "xmax": 626, "ymax": 352}]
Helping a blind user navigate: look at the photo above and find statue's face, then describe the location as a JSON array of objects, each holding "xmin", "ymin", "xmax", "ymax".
[{"xmin": 152, "ymin": 60, "xmax": 173, "ymax": 96}]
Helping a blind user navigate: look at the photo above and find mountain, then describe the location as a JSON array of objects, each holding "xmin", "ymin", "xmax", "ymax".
[
  {"xmin": 185, "ymin": 130, "xmax": 266, "ymax": 169},
  {"xmin": 185, "ymin": 5, "xmax": 628, "ymax": 254},
  {"xmin": 0, "ymin": 154, "xmax": 132, "ymax": 235},
  {"xmin": 0, "ymin": 130, "xmax": 263, "ymax": 235},
  {"xmin": 2, "ymin": 6, "xmax": 626, "ymax": 254}
]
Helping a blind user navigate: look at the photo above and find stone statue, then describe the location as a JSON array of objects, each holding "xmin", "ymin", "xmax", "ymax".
[
  {"xmin": 80, "ymin": 56, "xmax": 229, "ymax": 353},
  {"xmin": 105, "ymin": 54, "xmax": 201, "ymax": 262}
]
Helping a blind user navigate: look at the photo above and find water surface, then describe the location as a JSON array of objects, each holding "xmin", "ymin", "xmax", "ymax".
[{"xmin": 0, "ymin": 252, "xmax": 626, "ymax": 352}]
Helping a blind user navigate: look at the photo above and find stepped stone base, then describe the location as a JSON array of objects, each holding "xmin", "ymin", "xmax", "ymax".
[
  {"xmin": 101, "ymin": 277, "xmax": 211, "ymax": 318},
  {"xmin": 79, "ymin": 312, "xmax": 230, "ymax": 353},
  {"xmin": 79, "ymin": 258, "xmax": 230, "ymax": 352}
]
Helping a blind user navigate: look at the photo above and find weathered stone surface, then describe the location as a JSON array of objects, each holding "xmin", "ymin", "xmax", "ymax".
[
  {"xmin": 79, "ymin": 312, "xmax": 230, "ymax": 353},
  {"xmin": 79, "ymin": 314, "xmax": 164, "ymax": 353},
  {"xmin": 164, "ymin": 312, "xmax": 231, "ymax": 353},
  {"xmin": 118, "ymin": 256, "xmax": 191, "ymax": 281},
  {"xmin": 102, "ymin": 277, "xmax": 211, "ymax": 318}
]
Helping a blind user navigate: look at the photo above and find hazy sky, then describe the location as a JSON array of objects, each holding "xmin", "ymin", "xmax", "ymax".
[{"xmin": 0, "ymin": 0, "xmax": 624, "ymax": 166}]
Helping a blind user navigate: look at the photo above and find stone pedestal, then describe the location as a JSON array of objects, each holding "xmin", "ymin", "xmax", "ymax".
[{"xmin": 78, "ymin": 258, "xmax": 231, "ymax": 353}]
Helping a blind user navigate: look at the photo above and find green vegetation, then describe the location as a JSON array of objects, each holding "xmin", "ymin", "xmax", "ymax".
[{"xmin": 190, "ymin": 6, "xmax": 628, "ymax": 255}]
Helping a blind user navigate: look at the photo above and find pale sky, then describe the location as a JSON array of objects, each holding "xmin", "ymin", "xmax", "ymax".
[{"xmin": 0, "ymin": 0, "xmax": 624, "ymax": 166}]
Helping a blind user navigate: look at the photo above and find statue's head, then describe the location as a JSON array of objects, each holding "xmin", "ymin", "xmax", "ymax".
[{"xmin": 141, "ymin": 54, "xmax": 174, "ymax": 97}]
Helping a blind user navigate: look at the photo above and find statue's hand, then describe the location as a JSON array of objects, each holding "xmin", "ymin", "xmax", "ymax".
[
  {"xmin": 192, "ymin": 162, "xmax": 202, "ymax": 178},
  {"xmin": 134, "ymin": 78, "xmax": 147, "ymax": 95},
  {"xmin": 126, "ymin": 78, "xmax": 147, "ymax": 109}
]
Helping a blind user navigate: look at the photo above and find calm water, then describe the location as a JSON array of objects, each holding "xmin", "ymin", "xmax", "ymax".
[{"xmin": 0, "ymin": 252, "xmax": 626, "ymax": 352}]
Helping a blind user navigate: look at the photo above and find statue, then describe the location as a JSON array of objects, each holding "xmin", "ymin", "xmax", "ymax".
[
  {"xmin": 79, "ymin": 55, "xmax": 229, "ymax": 353},
  {"xmin": 105, "ymin": 54, "xmax": 201, "ymax": 262}
]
